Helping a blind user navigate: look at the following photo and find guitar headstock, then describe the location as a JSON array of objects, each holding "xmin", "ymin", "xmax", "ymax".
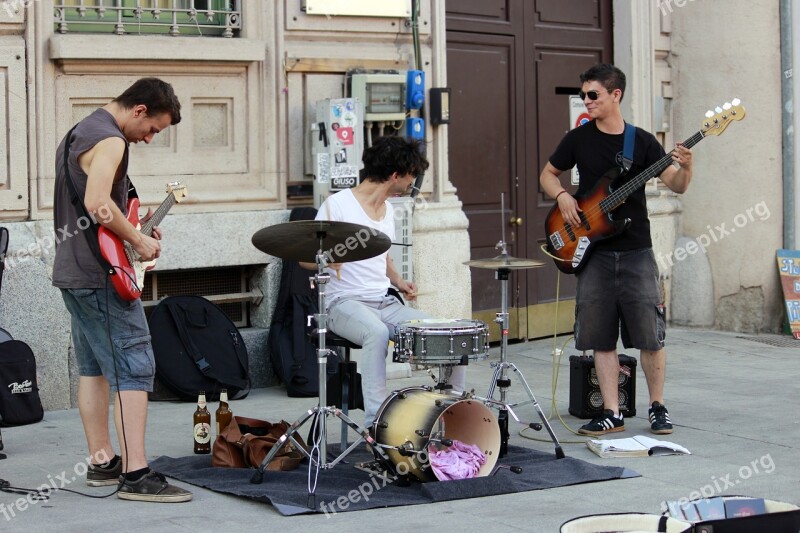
[
  {"xmin": 701, "ymin": 98, "xmax": 745, "ymax": 137},
  {"xmin": 166, "ymin": 182, "xmax": 188, "ymax": 203}
]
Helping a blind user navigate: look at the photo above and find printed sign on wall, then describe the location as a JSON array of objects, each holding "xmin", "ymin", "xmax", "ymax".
[{"xmin": 777, "ymin": 249, "xmax": 800, "ymax": 340}]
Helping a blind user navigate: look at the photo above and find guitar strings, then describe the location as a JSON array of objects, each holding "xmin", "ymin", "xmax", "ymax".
[{"xmin": 139, "ymin": 193, "xmax": 177, "ymax": 237}]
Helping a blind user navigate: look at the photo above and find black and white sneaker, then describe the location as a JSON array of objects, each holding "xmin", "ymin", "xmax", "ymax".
[
  {"xmin": 86, "ymin": 459, "xmax": 122, "ymax": 487},
  {"xmin": 578, "ymin": 410, "xmax": 625, "ymax": 436},
  {"xmin": 649, "ymin": 402, "xmax": 673, "ymax": 435},
  {"xmin": 117, "ymin": 471, "xmax": 192, "ymax": 503}
]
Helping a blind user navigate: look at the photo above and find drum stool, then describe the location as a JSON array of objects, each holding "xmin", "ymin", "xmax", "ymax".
[{"xmin": 310, "ymin": 330, "xmax": 362, "ymax": 451}]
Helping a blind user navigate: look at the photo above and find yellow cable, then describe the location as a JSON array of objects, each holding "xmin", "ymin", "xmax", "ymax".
[
  {"xmin": 539, "ymin": 242, "xmax": 572, "ymax": 263},
  {"xmin": 516, "ymin": 250, "xmax": 590, "ymax": 444}
]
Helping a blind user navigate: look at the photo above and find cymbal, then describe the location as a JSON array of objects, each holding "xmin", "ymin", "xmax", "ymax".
[
  {"xmin": 463, "ymin": 254, "xmax": 546, "ymax": 270},
  {"xmin": 251, "ymin": 220, "xmax": 391, "ymax": 263}
]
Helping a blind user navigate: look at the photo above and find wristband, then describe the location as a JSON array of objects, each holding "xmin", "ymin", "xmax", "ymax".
[{"xmin": 555, "ymin": 190, "xmax": 568, "ymax": 201}]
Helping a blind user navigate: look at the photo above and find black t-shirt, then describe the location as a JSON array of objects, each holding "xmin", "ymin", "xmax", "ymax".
[{"xmin": 549, "ymin": 120, "xmax": 666, "ymax": 250}]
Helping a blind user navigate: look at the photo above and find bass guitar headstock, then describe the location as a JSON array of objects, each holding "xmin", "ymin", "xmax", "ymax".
[{"xmin": 701, "ymin": 98, "xmax": 745, "ymax": 137}]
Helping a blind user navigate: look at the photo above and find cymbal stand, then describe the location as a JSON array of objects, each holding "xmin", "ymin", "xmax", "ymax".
[
  {"xmin": 483, "ymin": 197, "xmax": 564, "ymax": 459},
  {"xmin": 251, "ymin": 237, "xmax": 390, "ymax": 489}
]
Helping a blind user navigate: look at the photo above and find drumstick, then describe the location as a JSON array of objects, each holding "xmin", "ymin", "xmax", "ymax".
[{"xmin": 403, "ymin": 290, "xmax": 435, "ymax": 297}]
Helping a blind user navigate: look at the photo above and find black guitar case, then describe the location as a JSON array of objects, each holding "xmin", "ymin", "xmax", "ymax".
[
  {"xmin": 268, "ymin": 207, "xmax": 323, "ymax": 397},
  {"xmin": 149, "ymin": 296, "xmax": 250, "ymax": 401}
]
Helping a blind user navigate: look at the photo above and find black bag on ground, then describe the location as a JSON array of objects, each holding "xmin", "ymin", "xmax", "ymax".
[
  {"xmin": 0, "ymin": 340, "xmax": 44, "ymax": 426},
  {"xmin": 149, "ymin": 296, "xmax": 250, "ymax": 401}
]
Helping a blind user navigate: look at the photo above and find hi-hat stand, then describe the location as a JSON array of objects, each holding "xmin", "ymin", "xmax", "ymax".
[
  {"xmin": 463, "ymin": 194, "xmax": 564, "ymax": 459},
  {"xmin": 484, "ymin": 252, "xmax": 564, "ymax": 459}
]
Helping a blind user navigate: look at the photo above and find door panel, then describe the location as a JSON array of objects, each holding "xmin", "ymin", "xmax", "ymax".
[
  {"xmin": 445, "ymin": 0, "xmax": 613, "ymax": 339},
  {"xmin": 446, "ymin": 33, "xmax": 525, "ymax": 337}
]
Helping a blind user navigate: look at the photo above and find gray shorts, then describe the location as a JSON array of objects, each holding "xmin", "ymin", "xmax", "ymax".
[
  {"xmin": 61, "ymin": 287, "xmax": 155, "ymax": 392},
  {"xmin": 574, "ymin": 248, "xmax": 666, "ymax": 352}
]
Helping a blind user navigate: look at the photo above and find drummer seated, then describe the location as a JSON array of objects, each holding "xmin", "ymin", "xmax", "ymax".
[{"xmin": 300, "ymin": 136, "xmax": 467, "ymax": 430}]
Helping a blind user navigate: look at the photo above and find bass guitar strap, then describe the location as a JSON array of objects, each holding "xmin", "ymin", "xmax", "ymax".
[{"xmin": 621, "ymin": 122, "xmax": 635, "ymax": 173}]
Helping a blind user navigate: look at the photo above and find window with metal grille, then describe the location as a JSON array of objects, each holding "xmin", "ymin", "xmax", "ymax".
[
  {"xmin": 54, "ymin": 1, "xmax": 241, "ymax": 37},
  {"xmin": 141, "ymin": 266, "xmax": 259, "ymax": 327}
]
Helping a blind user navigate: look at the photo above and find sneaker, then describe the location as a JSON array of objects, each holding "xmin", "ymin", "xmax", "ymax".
[
  {"xmin": 117, "ymin": 471, "xmax": 193, "ymax": 503},
  {"xmin": 86, "ymin": 460, "xmax": 123, "ymax": 487},
  {"xmin": 649, "ymin": 401, "xmax": 673, "ymax": 435},
  {"xmin": 578, "ymin": 410, "xmax": 625, "ymax": 436}
]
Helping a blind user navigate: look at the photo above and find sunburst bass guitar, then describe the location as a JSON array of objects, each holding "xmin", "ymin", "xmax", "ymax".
[
  {"xmin": 544, "ymin": 99, "xmax": 745, "ymax": 274},
  {"xmin": 98, "ymin": 182, "xmax": 187, "ymax": 301}
]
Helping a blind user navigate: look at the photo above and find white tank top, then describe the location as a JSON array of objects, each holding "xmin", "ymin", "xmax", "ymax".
[{"xmin": 315, "ymin": 189, "xmax": 395, "ymax": 303}]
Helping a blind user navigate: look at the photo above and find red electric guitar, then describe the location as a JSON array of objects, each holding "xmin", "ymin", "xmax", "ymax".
[
  {"xmin": 544, "ymin": 99, "xmax": 745, "ymax": 274},
  {"xmin": 98, "ymin": 182, "xmax": 187, "ymax": 301}
]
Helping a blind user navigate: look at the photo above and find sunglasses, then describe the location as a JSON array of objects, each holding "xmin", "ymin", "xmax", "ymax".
[{"xmin": 578, "ymin": 89, "xmax": 608, "ymax": 101}]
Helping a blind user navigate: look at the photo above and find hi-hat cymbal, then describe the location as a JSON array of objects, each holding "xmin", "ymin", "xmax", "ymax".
[
  {"xmin": 252, "ymin": 220, "xmax": 391, "ymax": 263},
  {"xmin": 463, "ymin": 254, "xmax": 546, "ymax": 270}
]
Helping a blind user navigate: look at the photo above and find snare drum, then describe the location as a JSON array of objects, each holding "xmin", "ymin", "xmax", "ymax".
[
  {"xmin": 394, "ymin": 318, "xmax": 489, "ymax": 365},
  {"xmin": 373, "ymin": 386, "xmax": 500, "ymax": 482}
]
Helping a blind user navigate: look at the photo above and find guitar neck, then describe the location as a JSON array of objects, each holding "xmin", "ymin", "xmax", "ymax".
[
  {"xmin": 140, "ymin": 193, "xmax": 177, "ymax": 237},
  {"xmin": 602, "ymin": 130, "xmax": 705, "ymax": 211}
]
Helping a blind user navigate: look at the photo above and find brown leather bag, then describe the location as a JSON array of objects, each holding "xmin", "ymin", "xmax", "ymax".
[{"xmin": 211, "ymin": 415, "xmax": 307, "ymax": 470}]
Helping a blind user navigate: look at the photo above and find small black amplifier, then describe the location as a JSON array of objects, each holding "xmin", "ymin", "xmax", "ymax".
[{"xmin": 569, "ymin": 353, "xmax": 637, "ymax": 419}]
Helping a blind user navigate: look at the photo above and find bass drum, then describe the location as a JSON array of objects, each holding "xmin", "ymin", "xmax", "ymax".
[{"xmin": 373, "ymin": 386, "xmax": 500, "ymax": 482}]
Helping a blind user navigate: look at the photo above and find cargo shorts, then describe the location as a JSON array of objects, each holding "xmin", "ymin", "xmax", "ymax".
[
  {"xmin": 61, "ymin": 287, "xmax": 155, "ymax": 392},
  {"xmin": 574, "ymin": 248, "xmax": 666, "ymax": 352}
]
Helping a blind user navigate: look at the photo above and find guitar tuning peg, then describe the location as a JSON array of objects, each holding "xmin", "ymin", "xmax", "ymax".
[
  {"xmin": 705, "ymin": 110, "xmax": 715, "ymax": 118},
  {"xmin": 731, "ymin": 97, "xmax": 741, "ymax": 106},
  {"xmin": 715, "ymin": 107, "xmax": 723, "ymax": 114},
  {"xmin": 722, "ymin": 102, "xmax": 731, "ymax": 110}
]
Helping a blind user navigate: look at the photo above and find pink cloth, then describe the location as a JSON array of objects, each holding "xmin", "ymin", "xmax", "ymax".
[{"xmin": 428, "ymin": 440, "xmax": 486, "ymax": 481}]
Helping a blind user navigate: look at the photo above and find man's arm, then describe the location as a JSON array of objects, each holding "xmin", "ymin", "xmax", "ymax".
[
  {"xmin": 658, "ymin": 143, "xmax": 693, "ymax": 193},
  {"xmin": 82, "ymin": 137, "xmax": 161, "ymax": 261},
  {"xmin": 540, "ymin": 161, "xmax": 582, "ymax": 228},
  {"xmin": 387, "ymin": 255, "xmax": 416, "ymax": 300}
]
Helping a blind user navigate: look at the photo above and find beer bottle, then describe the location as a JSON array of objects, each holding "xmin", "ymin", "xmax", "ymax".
[
  {"xmin": 193, "ymin": 391, "xmax": 211, "ymax": 454},
  {"xmin": 215, "ymin": 389, "xmax": 232, "ymax": 435}
]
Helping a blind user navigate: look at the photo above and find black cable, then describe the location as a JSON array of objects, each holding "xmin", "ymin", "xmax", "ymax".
[
  {"xmin": 105, "ymin": 269, "xmax": 128, "ymax": 496},
  {"xmin": 0, "ymin": 478, "xmax": 49, "ymax": 500}
]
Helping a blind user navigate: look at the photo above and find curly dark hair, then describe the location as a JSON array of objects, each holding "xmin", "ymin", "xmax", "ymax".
[
  {"xmin": 113, "ymin": 77, "xmax": 182, "ymax": 125},
  {"xmin": 580, "ymin": 63, "xmax": 626, "ymax": 102},
  {"xmin": 360, "ymin": 136, "xmax": 429, "ymax": 182}
]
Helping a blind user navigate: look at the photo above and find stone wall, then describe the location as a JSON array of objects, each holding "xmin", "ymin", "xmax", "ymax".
[{"xmin": 0, "ymin": 1, "xmax": 473, "ymax": 411}]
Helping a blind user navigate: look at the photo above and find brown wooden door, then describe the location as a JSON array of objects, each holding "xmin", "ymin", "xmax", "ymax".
[
  {"xmin": 446, "ymin": 0, "xmax": 613, "ymax": 340},
  {"xmin": 446, "ymin": 1, "xmax": 526, "ymax": 339}
]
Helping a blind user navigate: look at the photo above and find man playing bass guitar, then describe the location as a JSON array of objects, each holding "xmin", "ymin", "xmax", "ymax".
[{"xmin": 539, "ymin": 64, "xmax": 693, "ymax": 436}]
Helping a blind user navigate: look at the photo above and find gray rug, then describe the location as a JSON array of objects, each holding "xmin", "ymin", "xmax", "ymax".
[{"xmin": 151, "ymin": 445, "xmax": 638, "ymax": 516}]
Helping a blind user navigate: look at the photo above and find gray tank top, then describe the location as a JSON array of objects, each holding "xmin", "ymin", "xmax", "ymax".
[{"xmin": 52, "ymin": 108, "xmax": 130, "ymax": 288}]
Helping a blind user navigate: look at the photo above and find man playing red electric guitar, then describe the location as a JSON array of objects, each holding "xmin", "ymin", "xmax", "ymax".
[
  {"xmin": 539, "ymin": 64, "xmax": 694, "ymax": 437},
  {"xmin": 53, "ymin": 78, "xmax": 191, "ymax": 502}
]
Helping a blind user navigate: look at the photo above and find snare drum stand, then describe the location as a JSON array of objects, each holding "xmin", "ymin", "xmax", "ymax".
[
  {"xmin": 251, "ymin": 244, "xmax": 390, "ymax": 489},
  {"xmin": 485, "ymin": 241, "xmax": 565, "ymax": 460}
]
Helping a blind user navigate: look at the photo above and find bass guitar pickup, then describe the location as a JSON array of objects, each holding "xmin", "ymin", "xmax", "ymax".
[{"xmin": 548, "ymin": 231, "xmax": 565, "ymax": 251}]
